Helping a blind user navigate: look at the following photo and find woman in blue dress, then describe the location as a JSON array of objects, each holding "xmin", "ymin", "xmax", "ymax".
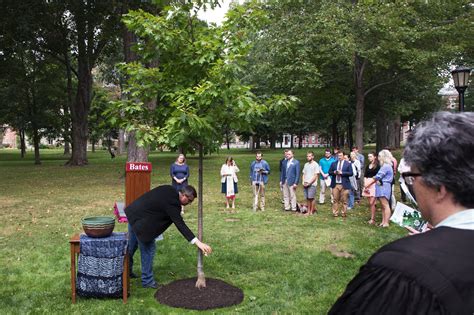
[
  {"xmin": 170, "ymin": 154, "xmax": 189, "ymax": 191},
  {"xmin": 363, "ymin": 150, "xmax": 394, "ymax": 227}
]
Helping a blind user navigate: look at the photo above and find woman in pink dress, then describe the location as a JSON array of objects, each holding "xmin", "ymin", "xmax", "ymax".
[{"xmin": 363, "ymin": 152, "xmax": 380, "ymax": 225}]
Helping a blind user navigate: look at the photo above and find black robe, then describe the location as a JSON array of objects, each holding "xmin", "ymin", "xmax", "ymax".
[
  {"xmin": 329, "ymin": 227, "xmax": 474, "ymax": 315},
  {"xmin": 125, "ymin": 185, "xmax": 195, "ymax": 243}
]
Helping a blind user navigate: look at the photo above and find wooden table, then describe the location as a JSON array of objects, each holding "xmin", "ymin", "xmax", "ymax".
[{"xmin": 70, "ymin": 233, "xmax": 130, "ymax": 304}]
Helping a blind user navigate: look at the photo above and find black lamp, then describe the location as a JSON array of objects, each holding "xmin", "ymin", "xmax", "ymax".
[{"xmin": 451, "ymin": 66, "xmax": 471, "ymax": 112}]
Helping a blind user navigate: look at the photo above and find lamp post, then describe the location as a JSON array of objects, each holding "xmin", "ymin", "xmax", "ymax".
[{"xmin": 451, "ymin": 66, "xmax": 471, "ymax": 112}]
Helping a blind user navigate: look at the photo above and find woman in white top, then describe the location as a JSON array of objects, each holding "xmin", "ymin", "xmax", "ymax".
[
  {"xmin": 348, "ymin": 152, "xmax": 361, "ymax": 210},
  {"xmin": 220, "ymin": 156, "xmax": 240, "ymax": 209}
]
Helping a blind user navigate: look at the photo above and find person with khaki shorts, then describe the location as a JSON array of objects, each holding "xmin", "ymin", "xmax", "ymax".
[{"xmin": 302, "ymin": 151, "xmax": 320, "ymax": 215}]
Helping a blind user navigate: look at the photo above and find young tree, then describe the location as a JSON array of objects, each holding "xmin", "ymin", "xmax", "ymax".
[{"xmin": 108, "ymin": 1, "xmax": 293, "ymax": 288}]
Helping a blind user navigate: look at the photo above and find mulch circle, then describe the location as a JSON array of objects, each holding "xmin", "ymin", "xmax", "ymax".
[{"xmin": 155, "ymin": 277, "xmax": 244, "ymax": 310}]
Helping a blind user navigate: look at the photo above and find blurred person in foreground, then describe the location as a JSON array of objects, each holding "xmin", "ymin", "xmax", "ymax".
[{"xmin": 329, "ymin": 112, "xmax": 474, "ymax": 314}]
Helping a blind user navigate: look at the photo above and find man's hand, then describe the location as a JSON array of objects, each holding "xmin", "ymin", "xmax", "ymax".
[{"xmin": 195, "ymin": 240, "xmax": 212, "ymax": 256}]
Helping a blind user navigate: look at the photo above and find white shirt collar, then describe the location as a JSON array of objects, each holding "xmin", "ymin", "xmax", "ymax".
[{"xmin": 435, "ymin": 209, "xmax": 474, "ymax": 230}]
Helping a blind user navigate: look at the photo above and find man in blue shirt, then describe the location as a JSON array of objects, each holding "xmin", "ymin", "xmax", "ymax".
[
  {"xmin": 250, "ymin": 151, "xmax": 270, "ymax": 211},
  {"xmin": 319, "ymin": 149, "xmax": 336, "ymax": 204}
]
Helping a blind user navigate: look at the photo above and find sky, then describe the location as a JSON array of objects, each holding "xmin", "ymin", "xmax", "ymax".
[{"xmin": 197, "ymin": 0, "xmax": 232, "ymax": 25}]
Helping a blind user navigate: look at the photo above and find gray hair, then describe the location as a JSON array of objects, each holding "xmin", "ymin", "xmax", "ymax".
[
  {"xmin": 180, "ymin": 185, "xmax": 197, "ymax": 199},
  {"xmin": 404, "ymin": 111, "xmax": 474, "ymax": 208}
]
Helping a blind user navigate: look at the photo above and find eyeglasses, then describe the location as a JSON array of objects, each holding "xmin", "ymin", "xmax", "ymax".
[{"xmin": 401, "ymin": 172, "xmax": 422, "ymax": 185}]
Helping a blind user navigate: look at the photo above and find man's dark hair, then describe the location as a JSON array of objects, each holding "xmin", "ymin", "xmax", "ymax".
[
  {"xmin": 256, "ymin": 151, "xmax": 262, "ymax": 156},
  {"xmin": 180, "ymin": 185, "xmax": 197, "ymax": 199},
  {"xmin": 325, "ymin": 149, "xmax": 331, "ymax": 153},
  {"xmin": 404, "ymin": 111, "xmax": 474, "ymax": 208}
]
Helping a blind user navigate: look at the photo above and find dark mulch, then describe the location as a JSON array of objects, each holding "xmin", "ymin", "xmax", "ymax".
[{"xmin": 155, "ymin": 277, "xmax": 244, "ymax": 310}]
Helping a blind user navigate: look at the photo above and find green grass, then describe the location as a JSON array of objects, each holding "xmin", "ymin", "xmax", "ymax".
[{"xmin": 0, "ymin": 148, "xmax": 406, "ymax": 314}]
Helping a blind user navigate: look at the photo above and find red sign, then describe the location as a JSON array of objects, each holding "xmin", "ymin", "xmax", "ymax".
[{"xmin": 126, "ymin": 162, "xmax": 152, "ymax": 172}]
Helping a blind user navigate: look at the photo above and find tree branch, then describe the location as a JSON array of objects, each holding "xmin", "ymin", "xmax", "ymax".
[{"xmin": 364, "ymin": 74, "xmax": 404, "ymax": 97}]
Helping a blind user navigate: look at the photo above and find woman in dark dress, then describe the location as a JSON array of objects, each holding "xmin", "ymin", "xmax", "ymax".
[
  {"xmin": 170, "ymin": 154, "xmax": 189, "ymax": 191},
  {"xmin": 170, "ymin": 154, "xmax": 189, "ymax": 214}
]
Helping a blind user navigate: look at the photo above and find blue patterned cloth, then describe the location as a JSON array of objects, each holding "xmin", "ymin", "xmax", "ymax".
[{"xmin": 77, "ymin": 232, "xmax": 128, "ymax": 298}]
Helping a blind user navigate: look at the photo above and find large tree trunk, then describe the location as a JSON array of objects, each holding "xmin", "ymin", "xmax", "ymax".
[
  {"xmin": 391, "ymin": 115, "xmax": 401, "ymax": 149},
  {"xmin": 387, "ymin": 119, "xmax": 397, "ymax": 149},
  {"xmin": 354, "ymin": 54, "xmax": 366, "ymax": 152},
  {"xmin": 195, "ymin": 142, "xmax": 206, "ymax": 288},
  {"xmin": 68, "ymin": 66, "xmax": 91, "ymax": 166},
  {"xmin": 127, "ymin": 131, "xmax": 149, "ymax": 162},
  {"xmin": 298, "ymin": 133, "xmax": 303, "ymax": 149},
  {"xmin": 67, "ymin": 4, "xmax": 92, "ymax": 166}
]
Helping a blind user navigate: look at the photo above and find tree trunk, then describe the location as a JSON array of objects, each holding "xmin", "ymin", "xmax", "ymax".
[
  {"xmin": 331, "ymin": 119, "xmax": 338, "ymax": 148},
  {"xmin": 118, "ymin": 129, "xmax": 126, "ymax": 155},
  {"xmin": 298, "ymin": 133, "xmax": 303, "ymax": 149},
  {"xmin": 387, "ymin": 119, "xmax": 397, "ymax": 149},
  {"xmin": 127, "ymin": 131, "xmax": 149, "ymax": 162},
  {"xmin": 376, "ymin": 110, "xmax": 388, "ymax": 153},
  {"xmin": 91, "ymin": 140, "xmax": 95, "ymax": 153},
  {"xmin": 195, "ymin": 142, "xmax": 206, "ymax": 288},
  {"xmin": 354, "ymin": 54, "xmax": 366, "ymax": 151},
  {"xmin": 270, "ymin": 134, "xmax": 276, "ymax": 149},
  {"xmin": 20, "ymin": 129, "xmax": 26, "ymax": 158},
  {"xmin": 64, "ymin": 141, "xmax": 70, "ymax": 155},
  {"xmin": 63, "ymin": 49, "xmax": 73, "ymax": 156},
  {"xmin": 225, "ymin": 129, "xmax": 230, "ymax": 150},
  {"xmin": 393, "ymin": 115, "xmax": 401, "ymax": 149},
  {"xmin": 32, "ymin": 127, "xmax": 41, "ymax": 165},
  {"xmin": 67, "ymin": 5, "xmax": 92, "ymax": 166},
  {"xmin": 339, "ymin": 133, "xmax": 345, "ymax": 150},
  {"xmin": 255, "ymin": 136, "xmax": 261, "ymax": 149},
  {"xmin": 106, "ymin": 134, "xmax": 115, "ymax": 158},
  {"xmin": 347, "ymin": 118, "xmax": 353, "ymax": 149}
]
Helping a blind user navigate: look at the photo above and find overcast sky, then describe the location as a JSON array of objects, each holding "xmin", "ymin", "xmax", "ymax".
[{"xmin": 197, "ymin": 0, "xmax": 232, "ymax": 25}]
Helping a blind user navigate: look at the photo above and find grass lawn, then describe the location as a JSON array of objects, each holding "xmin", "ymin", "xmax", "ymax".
[{"xmin": 0, "ymin": 148, "xmax": 406, "ymax": 314}]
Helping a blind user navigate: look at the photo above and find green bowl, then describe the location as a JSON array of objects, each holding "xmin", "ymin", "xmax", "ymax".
[{"xmin": 81, "ymin": 216, "xmax": 115, "ymax": 226}]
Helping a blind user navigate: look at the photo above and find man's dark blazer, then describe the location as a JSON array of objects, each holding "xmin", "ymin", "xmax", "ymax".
[
  {"xmin": 125, "ymin": 185, "xmax": 195, "ymax": 243},
  {"xmin": 328, "ymin": 160, "xmax": 353, "ymax": 190}
]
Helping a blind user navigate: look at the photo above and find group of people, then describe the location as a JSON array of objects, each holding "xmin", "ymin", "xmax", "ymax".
[
  {"xmin": 123, "ymin": 111, "xmax": 473, "ymax": 313},
  {"xmin": 215, "ymin": 145, "xmax": 399, "ymax": 228}
]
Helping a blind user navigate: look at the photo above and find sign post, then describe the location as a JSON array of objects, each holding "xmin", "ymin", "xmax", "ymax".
[{"xmin": 125, "ymin": 162, "xmax": 153, "ymax": 207}]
